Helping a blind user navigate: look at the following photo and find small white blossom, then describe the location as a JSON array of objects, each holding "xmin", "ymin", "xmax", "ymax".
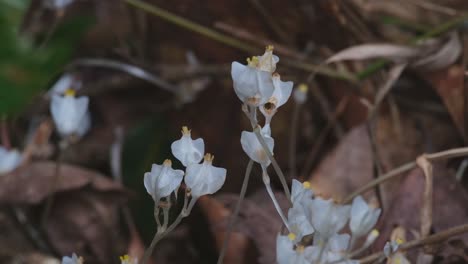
[
  {"xmin": 171, "ymin": 126, "xmax": 205, "ymax": 167},
  {"xmin": 240, "ymin": 126, "xmax": 274, "ymax": 167},
  {"xmin": 44, "ymin": 0, "xmax": 75, "ymax": 9},
  {"xmin": 61, "ymin": 253, "xmax": 83, "ymax": 264},
  {"xmin": 0, "ymin": 147, "xmax": 22, "ymax": 175},
  {"xmin": 47, "ymin": 73, "xmax": 81, "ymax": 96},
  {"xmin": 276, "ymin": 234, "xmax": 314, "ymax": 264},
  {"xmin": 305, "ymin": 198, "xmax": 350, "ymax": 240},
  {"xmin": 260, "ymin": 73, "xmax": 293, "ymax": 121},
  {"xmin": 50, "ymin": 89, "xmax": 90, "ymax": 138},
  {"xmin": 293, "ymin": 83, "xmax": 308, "ymax": 104},
  {"xmin": 287, "ymin": 204, "xmax": 314, "ymax": 243},
  {"xmin": 185, "ymin": 153, "xmax": 226, "ymax": 198},
  {"xmin": 231, "ymin": 46, "xmax": 278, "ymax": 106},
  {"xmin": 144, "ymin": 159, "xmax": 184, "ymax": 202},
  {"xmin": 350, "ymin": 196, "xmax": 381, "ymax": 238},
  {"xmin": 120, "ymin": 254, "xmax": 137, "ymax": 264},
  {"xmin": 291, "ymin": 179, "xmax": 313, "ymax": 206}
]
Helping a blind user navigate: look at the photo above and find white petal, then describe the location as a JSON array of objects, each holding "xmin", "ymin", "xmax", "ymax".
[
  {"xmin": 276, "ymin": 235, "xmax": 296, "ymax": 264},
  {"xmin": 0, "ymin": 148, "xmax": 22, "ymax": 174},
  {"xmin": 171, "ymin": 135, "xmax": 205, "ymax": 167},
  {"xmin": 328, "ymin": 233, "xmax": 350, "ymax": 252},
  {"xmin": 185, "ymin": 162, "xmax": 226, "ymax": 197},
  {"xmin": 240, "ymin": 130, "xmax": 274, "ymax": 166},
  {"xmin": 272, "ymin": 77, "xmax": 293, "ymax": 108},
  {"xmin": 350, "ymin": 196, "xmax": 381, "ymax": 237}
]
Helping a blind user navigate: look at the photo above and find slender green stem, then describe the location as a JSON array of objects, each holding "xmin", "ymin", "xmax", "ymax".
[
  {"xmin": 216, "ymin": 159, "xmax": 254, "ymax": 264},
  {"xmin": 261, "ymin": 168, "xmax": 290, "ymax": 231},
  {"xmin": 123, "ymin": 0, "xmax": 357, "ymax": 82}
]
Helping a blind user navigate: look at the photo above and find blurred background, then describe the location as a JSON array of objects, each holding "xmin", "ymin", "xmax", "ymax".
[{"xmin": 1, "ymin": 0, "xmax": 468, "ymax": 263}]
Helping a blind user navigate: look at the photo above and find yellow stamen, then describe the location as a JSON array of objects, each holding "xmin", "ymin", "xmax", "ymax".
[
  {"xmin": 288, "ymin": 232, "xmax": 296, "ymax": 241},
  {"xmin": 204, "ymin": 153, "xmax": 214, "ymax": 163},
  {"xmin": 266, "ymin": 45, "xmax": 274, "ymax": 52},
  {"xmin": 181, "ymin": 126, "xmax": 191, "ymax": 135},
  {"xmin": 120, "ymin": 255, "xmax": 130, "ymax": 261},
  {"xmin": 247, "ymin": 56, "xmax": 259, "ymax": 67},
  {"xmin": 64, "ymin": 89, "xmax": 76, "ymax": 97},
  {"xmin": 298, "ymin": 83, "xmax": 308, "ymax": 93},
  {"xmin": 163, "ymin": 159, "xmax": 172, "ymax": 166},
  {"xmin": 396, "ymin": 238, "xmax": 404, "ymax": 245},
  {"xmin": 302, "ymin": 181, "xmax": 311, "ymax": 189},
  {"xmin": 371, "ymin": 229, "xmax": 380, "ymax": 237}
]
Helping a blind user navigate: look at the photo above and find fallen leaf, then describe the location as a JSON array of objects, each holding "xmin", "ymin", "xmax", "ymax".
[
  {"xmin": 412, "ymin": 32, "xmax": 462, "ymax": 71},
  {"xmin": 326, "ymin": 44, "xmax": 419, "ymax": 63}
]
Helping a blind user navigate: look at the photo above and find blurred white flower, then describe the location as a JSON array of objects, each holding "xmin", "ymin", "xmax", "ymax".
[
  {"xmin": 305, "ymin": 198, "xmax": 350, "ymax": 240},
  {"xmin": 185, "ymin": 153, "xmax": 226, "ymax": 198},
  {"xmin": 171, "ymin": 126, "xmax": 205, "ymax": 167},
  {"xmin": 47, "ymin": 73, "xmax": 81, "ymax": 97},
  {"xmin": 50, "ymin": 89, "xmax": 90, "ymax": 138},
  {"xmin": 144, "ymin": 159, "xmax": 184, "ymax": 202},
  {"xmin": 61, "ymin": 253, "xmax": 83, "ymax": 264},
  {"xmin": 293, "ymin": 83, "xmax": 308, "ymax": 105},
  {"xmin": 276, "ymin": 234, "xmax": 314, "ymax": 264},
  {"xmin": 120, "ymin": 254, "xmax": 137, "ymax": 264},
  {"xmin": 240, "ymin": 126, "xmax": 274, "ymax": 167},
  {"xmin": 0, "ymin": 147, "xmax": 22, "ymax": 175},
  {"xmin": 350, "ymin": 196, "xmax": 381, "ymax": 238},
  {"xmin": 231, "ymin": 47, "xmax": 277, "ymax": 106},
  {"xmin": 44, "ymin": 0, "xmax": 75, "ymax": 10},
  {"xmin": 383, "ymin": 239, "xmax": 403, "ymax": 257}
]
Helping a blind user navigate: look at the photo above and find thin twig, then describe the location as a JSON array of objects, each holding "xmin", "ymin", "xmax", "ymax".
[
  {"xmin": 217, "ymin": 159, "xmax": 254, "ymax": 264},
  {"xmin": 344, "ymin": 147, "xmax": 468, "ymax": 203},
  {"xmin": 359, "ymin": 223, "xmax": 468, "ymax": 263},
  {"xmin": 288, "ymin": 102, "xmax": 300, "ymax": 180}
]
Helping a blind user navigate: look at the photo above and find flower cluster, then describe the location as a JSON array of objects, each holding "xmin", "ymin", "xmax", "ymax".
[
  {"xmin": 144, "ymin": 126, "xmax": 226, "ymax": 203},
  {"xmin": 276, "ymin": 180, "xmax": 381, "ymax": 264}
]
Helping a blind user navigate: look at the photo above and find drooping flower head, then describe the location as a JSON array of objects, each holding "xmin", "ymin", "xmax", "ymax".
[
  {"xmin": 293, "ymin": 83, "xmax": 308, "ymax": 105},
  {"xmin": 50, "ymin": 89, "xmax": 90, "ymax": 138},
  {"xmin": 0, "ymin": 146, "xmax": 22, "ymax": 175},
  {"xmin": 231, "ymin": 46, "xmax": 278, "ymax": 106},
  {"xmin": 276, "ymin": 234, "xmax": 315, "ymax": 264},
  {"xmin": 240, "ymin": 125, "xmax": 274, "ymax": 168},
  {"xmin": 171, "ymin": 126, "xmax": 205, "ymax": 167},
  {"xmin": 185, "ymin": 153, "xmax": 226, "ymax": 198},
  {"xmin": 260, "ymin": 72, "xmax": 293, "ymax": 122},
  {"xmin": 144, "ymin": 159, "xmax": 184, "ymax": 202}
]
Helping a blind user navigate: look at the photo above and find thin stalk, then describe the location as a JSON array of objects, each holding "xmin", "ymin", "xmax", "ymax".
[
  {"xmin": 141, "ymin": 194, "xmax": 196, "ymax": 264},
  {"xmin": 344, "ymin": 147, "xmax": 468, "ymax": 203},
  {"xmin": 154, "ymin": 204, "xmax": 161, "ymax": 228},
  {"xmin": 253, "ymin": 126, "xmax": 291, "ymax": 201},
  {"xmin": 216, "ymin": 159, "xmax": 254, "ymax": 264},
  {"xmin": 162, "ymin": 204, "xmax": 170, "ymax": 230},
  {"xmin": 288, "ymin": 102, "xmax": 300, "ymax": 180},
  {"xmin": 262, "ymin": 169, "xmax": 290, "ymax": 231},
  {"xmin": 359, "ymin": 223, "xmax": 468, "ymax": 263},
  {"xmin": 41, "ymin": 142, "xmax": 66, "ymax": 228}
]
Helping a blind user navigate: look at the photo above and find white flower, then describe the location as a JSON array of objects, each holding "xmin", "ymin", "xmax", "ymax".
[
  {"xmin": 287, "ymin": 204, "xmax": 314, "ymax": 243},
  {"xmin": 185, "ymin": 153, "xmax": 226, "ymax": 198},
  {"xmin": 350, "ymin": 196, "xmax": 381, "ymax": 238},
  {"xmin": 171, "ymin": 126, "xmax": 205, "ymax": 167},
  {"xmin": 61, "ymin": 253, "xmax": 83, "ymax": 264},
  {"xmin": 144, "ymin": 159, "xmax": 184, "ymax": 202},
  {"xmin": 47, "ymin": 73, "xmax": 81, "ymax": 96},
  {"xmin": 293, "ymin": 83, "xmax": 308, "ymax": 104},
  {"xmin": 305, "ymin": 198, "xmax": 350, "ymax": 240},
  {"xmin": 291, "ymin": 179, "xmax": 313, "ymax": 206},
  {"xmin": 240, "ymin": 126, "xmax": 274, "ymax": 167},
  {"xmin": 276, "ymin": 234, "xmax": 314, "ymax": 264},
  {"xmin": 260, "ymin": 73, "xmax": 293, "ymax": 120},
  {"xmin": 231, "ymin": 47, "xmax": 278, "ymax": 106},
  {"xmin": 120, "ymin": 254, "xmax": 137, "ymax": 264},
  {"xmin": 44, "ymin": 0, "xmax": 75, "ymax": 9},
  {"xmin": 0, "ymin": 147, "xmax": 22, "ymax": 175},
  {"xmin": 50, "ymin": 89, "xmax": 90, "ymax": 138}
]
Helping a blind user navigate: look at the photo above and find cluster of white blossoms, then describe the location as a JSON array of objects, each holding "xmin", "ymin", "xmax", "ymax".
[
  {"xmin": 277, "ymin": 181, "xmax": 381, "ymax": 264},
  {"xmin": 144, "ymin": 126, "xmax": 226, "ymax": 203},
  {"xmin": 50, "ymin": 88, "xmax": 90, "ymax": 140}
]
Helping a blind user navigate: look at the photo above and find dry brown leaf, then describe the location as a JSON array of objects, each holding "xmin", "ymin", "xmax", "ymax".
[
  {"xmin": 0, "ymin": 161, "xmax": 128, "ymax": 204},
  {"xmin": 422, "ymin": 65, "xmax": 466, "ymax": 140},
  {"xmin": 326, "ymin": 44, "xmax": 419, "ymax": 63}
]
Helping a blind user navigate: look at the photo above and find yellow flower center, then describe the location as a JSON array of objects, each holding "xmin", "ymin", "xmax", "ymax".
[
  {"xmin": 64, "ymin": 89, "xmax": 76, "ymax": 97},
  {"xmin": 298, "ymin": 83, "xmax": 308, "ymax": 93},
  {"xmin": 302, "ymin": 181, "xmax": 311, "ymax": 189},
  {"xmin": 288, "ymin": 232, "xmax": 296, "ymax": 241},
  {"xmin": 181, "ymin": 126, "xmax": 191, "ymax": 135}
]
